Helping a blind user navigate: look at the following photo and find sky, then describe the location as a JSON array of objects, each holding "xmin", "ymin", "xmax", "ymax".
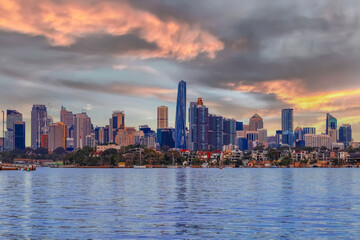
[{"xmin": 1, "ymin": 0, "xmax": 360, "ymax": 146}]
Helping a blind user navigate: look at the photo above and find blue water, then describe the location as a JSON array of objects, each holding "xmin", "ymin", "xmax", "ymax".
[{"xmin": 1, "ymin": 168, "xmax": 360, "ymax": 239}]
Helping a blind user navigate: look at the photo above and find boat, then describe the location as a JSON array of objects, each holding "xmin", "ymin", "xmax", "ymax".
[{"xmin": 133, "ymin": 165, "xmax": 146, "ymax": 169}]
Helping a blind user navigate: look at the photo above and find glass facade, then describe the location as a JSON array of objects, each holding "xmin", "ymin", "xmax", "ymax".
[
  {"xmin": 175, "ymin": 81, "xmax": 186, "ymax": 149},
  {"xmin": 282, "ymin": 109, "xmax": 293, "ymax": 133},
  {"xmin": 339, "ymin": 124, "xmax": 352, "ymax": 147}
]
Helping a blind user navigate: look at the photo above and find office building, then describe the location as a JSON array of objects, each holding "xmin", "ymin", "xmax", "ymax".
[
  {"xmin": 339, "ymin": 124, "xmax": 352, "ymax": 147},
  {"xmin": 223, "ymin": 118, "xmax": 236, "ymax": 146},
  {"xmin": 60, "ymin": 106, "xmax": 73, "ymax": 136},
  {"xmin": 326, "ymin": 113, "xmax": 337, "ymax": 135},
  {"xmin": 73, "ymin": 113, "xmax": 91, "ymax": 149},
  {"xmin": 189, "ymin": 98, "xmax": 209, "ymax": 151},
  {"xmin": 303, "ymin": 127, "xmax": 316, "ymax": 135},
  {"xmin": 175, "ymin": 80, "xmax": 186, "ymax": 149},
  {"xmin": 111, "ymin": 111, "xmax": 125, "ymax": 142},
  {"xmin": 31, "ymin": 104, "xmax": 47, "ymax": 149},
  {"xmin": 282, "ymin": 109, "xmax": 293, "ymax": 133},
  {"xmin": 282, "ymin": 130, "xmax": 294, "ymax": 148},
  {"xmin": 209, "ymin": 114, "xmax": 224, "ymax": 150},
  {"xmin": 249, "ymin": 113, "xmax": 263, "ymax": 131},
  {"xmin": 48, "ymin": 122, "xmax": 66, "ymax": 152},
  {"xmin": 5, "ymin": 110, "xmax": 22, "ymax": 150},
  {"xmin": 14, "ymin": 121, "xmax": 25, "ymax": 150},
  {"xmin": 258, "ymin": 128, "xmax": 268, "ymax": 147},
  {"xmin": 157, "ymin": 106, "xmax": 168, "ymax": 129}
]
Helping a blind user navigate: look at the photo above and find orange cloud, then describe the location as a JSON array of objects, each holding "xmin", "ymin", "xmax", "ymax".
[
  {"xmin": 0, "ymin": 0, "xmax": 223, "ymax": 60},
  {"xmin": 234, "ymin": 79, "xmax": 360, "ymax": 112}
]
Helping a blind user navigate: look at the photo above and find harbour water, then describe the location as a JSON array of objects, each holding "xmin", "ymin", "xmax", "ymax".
[{"xmin": 1, "ymin": 168, "xmax": 360, "ymax": 239}]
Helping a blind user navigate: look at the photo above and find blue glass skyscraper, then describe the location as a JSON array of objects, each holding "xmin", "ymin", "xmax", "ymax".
[
  {"xmin": 175, "ymin": 80, "xmax": 186, "ymax": 149},
  {"xmin": 282, "ymin": 109, "xmax": 293, "ymax": 133},
  {"xmin": 339, "ymin": 124, "xmax": 352, "ymax": 147}
]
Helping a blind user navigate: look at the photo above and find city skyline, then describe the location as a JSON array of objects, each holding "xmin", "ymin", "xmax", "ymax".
[{"xmin": 1, "ymin": 0, "xmax": 360, "ymax": 145}]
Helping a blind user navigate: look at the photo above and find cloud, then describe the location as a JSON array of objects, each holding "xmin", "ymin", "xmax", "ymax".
[
  {"xmin": 234, "ymin": 79, "xmax": 360, "ymax": 112},
  {"xmin": 57, "ymin": 79, "xmax": 177, "ymax": 102},
  {"xmin": 0, "ymin": 0, "xmax": 223, "ymax": 60}
]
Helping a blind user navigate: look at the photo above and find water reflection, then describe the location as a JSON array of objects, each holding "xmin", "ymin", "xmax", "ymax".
[{"xmin": 1, "ymin": 168, "xmax": 360, "ymax": 239}]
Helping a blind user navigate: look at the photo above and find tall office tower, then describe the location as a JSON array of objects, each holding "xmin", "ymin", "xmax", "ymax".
[
  {"xmin": 304, "ymin": 134, "xmax": 318, "ymax": 148},
  {"xmin": 258, "ymin": 128, "xmax": 268, "ymax": 147},
  {"xmin": 209, "ymin": 114, "xmax": 224, "ymax": 150},
  {"xmin": 48, "ymin": 122, "xmax": 66, "ymax": 152},
  {"xmin": 294, "ymin": 127, "xmax": 303, "ymax": 142},
  {"xmin": 236, "ymin": 121, "xmax": 244, "ymax": 131},
  {"xmin": 326, "ymin": 113, "xmax": 337, "ymax": 135},
  {"xmin": 282, "ymin": 130, "xmax": 294, "ymax": 148},
  {"xmin": 339, "ymin": 124, "xmax": 352, "ymax": 147},
  {"xmin": 111, "ymin": 111, "xmax": 125, "ymax": 142},
  {"xmin": 73, "ymin": 113, "xmax": 91, "ymax": 149},
  {"xmin": 14, "ymin": 121, "xmax": 25, "ymax": 150},
  {"xmin": 318, "ymin": 134, "xmax": 331, "ymax": 149},
  {"xmin": 328, "ymin": 128, "xmax": 337, "ymax": 144},
  {"xmin": 95, "ymin": 127, "xmax": 105, "ymax": 145},
  {"xmin": 157, "ymin": 106, "xmax": 168, "ymax": 129},
  {"xmin": 175, "ymin": 80, "xmax": 186, "ymax": 149},
  {"xmin": 31, "ymin": 104, "xmax": 47, "ymax": 149},
  {"xmin": 282, "ymin": 109, "xmax": 294, "ymax": 133},
  {"xmin": 223, "ymin": 118, "xmax": 236, "ymax": 146},
  {"xmin": 188, "ymin": 98, "xmax": 209, "ymax": 151},
  {"xmin": 303, "ymin": 127, "xmax": 316, "ymax": 135},
  {"xmin": 249, "ymin": 113, "xmax": 263, "ymax": 131},
  {"xmin": 60, "ymin": 106, "xmax": 73, "ymax": 135},
  {"xmin": 275, "ymin": 130, "xmax": 283, "ymax": 147},
  {"xmin": 157, "ymin": 128, "xmax": 175, "ymax": 148},
  {"xmin": 104, "ymin": 125, "xmax": 110, "ymax": 144},
  {"xmin": 5, "ymin": 110, "xmax": 22, "ymax": 150}
]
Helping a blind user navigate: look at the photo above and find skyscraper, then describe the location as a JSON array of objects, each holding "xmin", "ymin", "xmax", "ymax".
[
  {"xmin": 14, "ymin": 121, "xmax": 25, "ymax": 150},
  {"xmin": 60, "ymin": 106, "xmax": 73, "ymax": 136},
  {"xmin": 282, "ymin": 130, "xmax": 294, "ymax": 148},
  {"xmin": 175, "ymin": 80, "xmax": 186, "ymax": 149},
  {"xmin": 31, "ymin": 104, "xmax": 47, "ymax": 149},
  {"xmin": 249, "ymin": 113, "xmax": 263, "ymax": 131},
  {"xmin": 282, "ymin": 109, "xmax": 293, "ymax": 133},
  {"xmin": 339, "ymin": 124, "xmax": 352, "ymax": 147},
  {"xmin": 209, "ymin": 114, "xmax": 224, "ymax": 150},
  {"xmin": 303, "ymin": 127, "xmax": 316, "ymax": 135},
  {"xmin": 326, "ymin": 113, "xmax": 337, "ymax": 135},
  {"xmin": 189, "ymin": 98, "xmax": 209, "ymax": 151},
  {"xmin": 5, "ymin": 110, "xmax": 22, "ymax": 150},
  {"xmin": 112, "ymin": 111, "xmax": 125, "ymax": 142},
  {"xmin": 157, "ymin": 106, "xmax": 168, "ymax": 129},
  {"xmin": 223, "ymin": 118, "xmax": 236, "ymax": 146},
  {"xmin": 73, "ymin": 113, "xmax": 91, "ymax": 149},
  {"xmin": 48, "ymin": 122, "xmax": 66, "ymax": 152}
]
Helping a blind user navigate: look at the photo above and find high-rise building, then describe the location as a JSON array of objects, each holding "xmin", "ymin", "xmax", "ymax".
[
  {"xmin": 282, "ymin": 130, "xmax": 294, "ymax": 148},
  {"xmin": 60, "ymin": 106, "xmax": 73, "ymax": 136},
  {"xmin": 95, "ymin": 127, "xmax": 105, "ymax": 145},
  {"xmin": 236, "ymin": 121, "xmax": 244, "ymax": 131},
  {"xmin": 14, "ymin": 121, "xmax": 25, "ymax": 150},
  {"xmin": 31, "ymin": 104, "xmax": 47, "ymax": 149},
  {"xmin": 48, "ymin": 122, "xmax": 66, "ymax": 152},
  {"xmin": 339, "ymin": 124, "xmax": 352, "ymax": 147},
  {"xmin": 303, "ymin": 127, "xmax": 316, "ymax": 135},
  {"xmin": 294, "ymin": 127, "xmax": 303, "ymax": 143},
  {"xmin": 275, "ymin": 130, "xmax": 282, "ymax": 147},
  {"xmin": 157, "ymin": 128, "xmax": 175, "ymax": 148},
  {"xmin": 189, "ymin": 98, "xmax": 209, "ymax": 151},
  {"xmin": 304, "ymin": 134, "xmax": 318, "ymax": 148},
  {"xmin": 326, "ymin": 113, "xmax": 337, "ymax": 135},
  {"xmin": 318, "ymin": 134, "xmax": 331, "ymax": 149},
  {"xmin": 282, "ymin": 109, "xmax": 293, "ymax": 133},
  {"xmin": 328, "ymin": 128, "xmax": 337, "ymax": 144},
  {"xmin": 157, "ymin": 106, "xmax": 168, "ymax": 129},
  {"xmin": 73, "ymin": 113, "xmax": 91, "ymax": 149},
  {"xmin": 249, "ymin": 113, "xmax": 263, "ymax": 131},
  {"xmin": 209, "ymin": 114, "xmax": 224, "ymax": 150},
  {"xmin": 175, "ymin": 80, "xmax": 186, "ymax": 149},
  {"xmin": 223, "ymin": 118, "xmax": 236, "ymax": 146},
  {"xmin": 258, "ymin": 128, "xmax": 268, "ymax": 147},
  {"xmin": 5, "ymin": 110, "xmax": 22, "ymax": 150},
  {"xmin": 112, "ymin": 111, "xmax": 125, "ymax": 142}
]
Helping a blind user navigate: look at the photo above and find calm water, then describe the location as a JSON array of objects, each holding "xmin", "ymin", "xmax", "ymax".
[{"xmin": 1, "ymin": 168, "xmax": 360, "ymax": 239}]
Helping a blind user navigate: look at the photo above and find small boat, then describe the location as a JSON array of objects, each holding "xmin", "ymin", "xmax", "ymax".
[{"xmin": 133, "ymin": 165, "xmax": 146, "ymax": 169}]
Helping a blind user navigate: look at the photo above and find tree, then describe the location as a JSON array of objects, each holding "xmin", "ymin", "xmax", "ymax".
[
  {"xmin": 53, "ymin": 147, "xmax": 66, "ymax": 155},
  {"xmin": 280, "ymin": 157, "xmax": 291, "ymax": 166},
  {"xmin": 266, "ymin": 149, "xmax": 279, "ymax": 162}
]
